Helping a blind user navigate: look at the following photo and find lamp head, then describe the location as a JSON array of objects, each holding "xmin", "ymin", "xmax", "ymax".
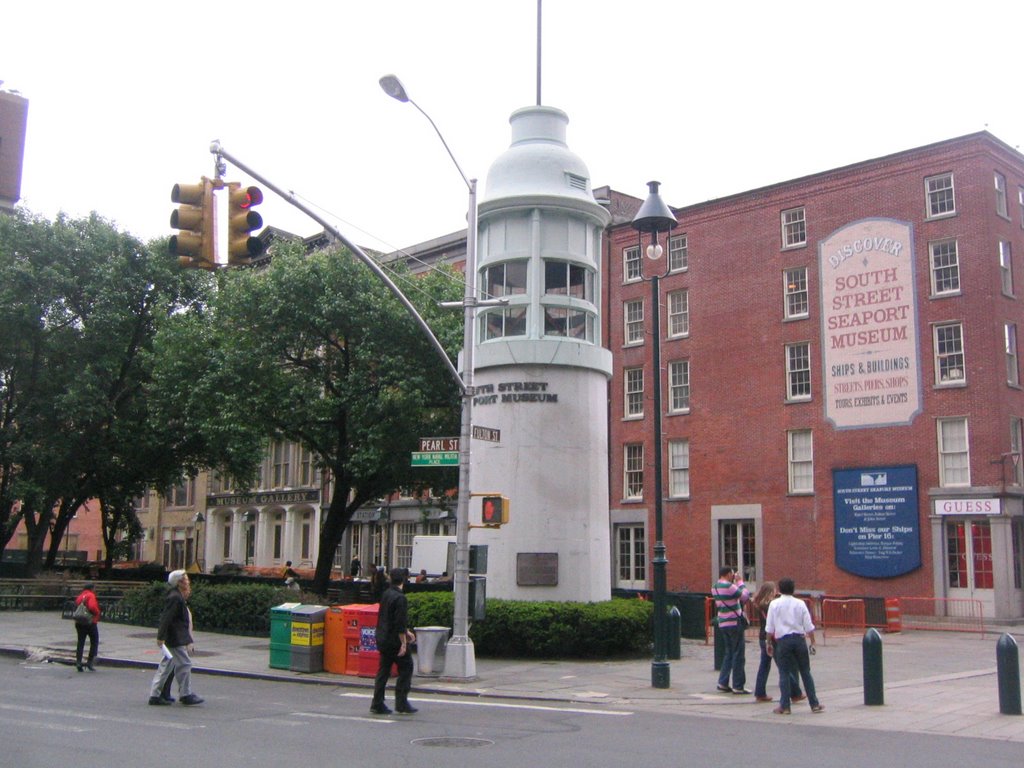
[{"xmin": 379, "ymin": 74, "xmax": 409, "ymax": 103}]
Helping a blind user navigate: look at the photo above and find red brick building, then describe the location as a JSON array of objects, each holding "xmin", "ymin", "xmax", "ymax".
[{"xmin": 606, "ymin": 132, "xmax": 1024, "ymax": 621}]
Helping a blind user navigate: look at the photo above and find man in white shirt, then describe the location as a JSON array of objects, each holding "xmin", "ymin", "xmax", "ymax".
[{"xmin": 764, "ymin": 577, "xmax": 824, "ymax": 714}]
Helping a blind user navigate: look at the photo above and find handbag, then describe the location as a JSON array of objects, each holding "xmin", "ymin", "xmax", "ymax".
[{"xmin": 72, "ymin": 599, "xmax": 92, "ymax": 625}]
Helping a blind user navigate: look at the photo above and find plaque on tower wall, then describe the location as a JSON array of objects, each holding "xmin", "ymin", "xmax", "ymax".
[{"xmin": 819, "ymin": 218, "xmax": 922, "ymax": 429}]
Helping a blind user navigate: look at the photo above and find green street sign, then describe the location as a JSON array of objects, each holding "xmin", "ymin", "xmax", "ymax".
[{"xmin": 411, "ymin": 450, "xmax": 459, "ymax": 467}]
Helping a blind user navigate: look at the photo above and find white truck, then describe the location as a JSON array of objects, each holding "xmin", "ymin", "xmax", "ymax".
[{"xmin": 409, "ymin": 535, "xmax": 456, "ymax": 578}]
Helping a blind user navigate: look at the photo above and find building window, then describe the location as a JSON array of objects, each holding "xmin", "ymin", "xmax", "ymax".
[
  {"xmin": 788, "ymin": 430, "xmax": 813, "ymax": 494},
  {"xmin": 995, "ymin": 171, "xmax": 1009, "ymax": 218},
  {"xmin": 624, "ymin": 246, "xmax": 642, "ymax": 282},
  {"xmin": 784, "ymin": 267, "xmax": 809, "ymax": 319},
  {"xmin": 483, "ymin": 261, "xmax": 527, "ymax": 297},
  {"xmin": 301, "ymin": 512, "xmax": 312, "ymax": 560},
  {"xmin": 668, "ymin": 439, "xmax": 690, "ymax": 498},
  {"xmin": 668, "ymin": 234, "xmax": 688, "ymax": 272},
  {"xmin": 624, "ymin": 299, "xmax": 645, "ymax": 345},
  {"xmin": 222, "ymin": 522, "xmax": 231, "ymax": 560},
  {"xmin": 481, "ymin": 306, "xmax": 527, "ymax": 340},
  {"xmin": 615, "ymin": 524, "xmax": 646, "ymax": 589},
  {"xmin": 394, "ymin": 522, "xmax": 416, "ymax": 569},
  {"xmin": 933, "ymin": 323, "xmax": 965, "ymax": 384},
  {"xmin": 667, "ymin": 290, "xmax": 689, "ymax": 338},
  {"xmin": 273, "ymin": 514, "xmax": 283, "ymax": 560},
  {"xmin": 165, "ymin": 478, "xmax": 193, "ymax": 508},
  {"xmin": 1000, "ymin": 241, "xmax": 1014, "ymax": 296},
  {"xmin": 272, "ymin": 441, "xmax": 290, "ymax": 489},
  {"xmin": 544, "ymin": 307, "xmax": 594, "ymax": 340},
  {"xmin": 1011, "ymin": 417, "xmax": 1024, "ymax": 486},
  {"xmin": 624, "ymin": 444, "xmax": 644, "ymax": 500},
  {"xmin": 297, "ymin": 446, "xmax": 314, "ymax": 487},
  {"xmin": 668, "ymin": 360, "xmax": 690, "ymax": 413},
  {"xmin": 544, "ymin": 260, "xmax": 593, "ymax": 301},
  {"xmin": 1007, "ymin": 323, "xmax": 1020, "ymax": 386},
  {"xmin": 624, "ymin": 367, "xmax": 644, "ymax": 418},
  {"xmin": 1012, "ymin": 520, "xmax": 1024, "ymax": 589},
  {"xmin": 720, "ymin": 521, "xmax": 756, "ymax": 580},
  {"xmin": 930, "ymin": 239, "xmax": 960, "ymax": 295},
  {"xmin": 781, "ymin": 207, "xmax": 806, "ymax": 248},
  {"xmin": 786, "ymin": 342, "xmax": 811, "ymax": 400},
  {"xmin": 925, "ymin": 173, "xmax": 955, "ymax": 218},
  {"xmin": 938, "ymin": 417, "xmax": 970, "ymax": 487},
  {"xmin": 946, "ymin": 519, "xmax": 993, "ymax": 589},
  {"xmin": 1019, "ymin": 187, "xmax": 1024, "ymax": 228}
]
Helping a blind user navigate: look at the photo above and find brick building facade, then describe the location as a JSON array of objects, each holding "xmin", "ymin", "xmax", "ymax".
[{"xmin": 606, "ymin": 132, "xmax": 1024, "ymax": 620}]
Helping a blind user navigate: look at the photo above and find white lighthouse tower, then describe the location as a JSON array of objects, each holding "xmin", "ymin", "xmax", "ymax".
[{"xmin": 469, "ymin": 105, "xmax": 612, "ymax": 602}]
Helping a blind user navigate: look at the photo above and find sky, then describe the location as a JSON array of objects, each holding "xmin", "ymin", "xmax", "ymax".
[{"xmin": 4, "ymin": 1, "xmax": 1022, "ymax": 254}]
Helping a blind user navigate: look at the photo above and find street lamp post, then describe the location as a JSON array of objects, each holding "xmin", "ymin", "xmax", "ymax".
[
  {"xmin": 193, "ymin": 512, "xmax": 205, "ymax": 572},
  {"xmin": 631, "ymin": 181, "xmax": 678, "ymax": 689}
]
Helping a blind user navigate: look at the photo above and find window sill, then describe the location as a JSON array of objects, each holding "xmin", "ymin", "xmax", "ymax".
[
  {"xmin": 784, "ymin": 397, "xmax": 813, "ymax": 405},
  {"xmin": 934, "ymin": 380, "xmax": 967, "ymax": 389},
  {"xmin": 783, "ymin": 314, "xmax": 809, "ymax": 323},
  {"xmin": 924, "ymin": 211, "xmax": 957, "ymax": 222},
  {"xmin": 787, "ymin": 491, "xmax": 815, "ymax": 497},
  {"xmin": 929, "ymin": 290, "xmax": 962, "ymax": 299},
  {"xmin": 781, "ymin": 242, "xmax": 808, "ymax": 252},
  {"xmin": 620, "ymin": 498, "xmax": 644, "ymax": 505}
]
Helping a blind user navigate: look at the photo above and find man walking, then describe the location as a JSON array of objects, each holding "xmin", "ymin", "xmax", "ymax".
[
  {"xmin": 370, "ymin": 567, "xmax": 417, "ymax": 715},
  {"xmin": 148, "ymin": 570, "xmax": 203, "ymax": 706},
  {"xmin": 712, "ymin": 566, "xmax": 751, "ymax": 694},
  {"xmin": 764, "ymin": 577, "xmax": 824, "ymax": 714}
]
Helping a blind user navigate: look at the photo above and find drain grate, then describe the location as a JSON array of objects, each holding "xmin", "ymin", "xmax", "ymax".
[{"xmin": 411, "ymin": 737, "xmax": 494, "ymax": 749}]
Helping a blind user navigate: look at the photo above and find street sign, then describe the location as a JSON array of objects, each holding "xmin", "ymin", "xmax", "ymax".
[
  {"xmin": 411, "ymin": 451, "xmax": 459, "ymax": 467},
  {"xmin": 419, "ymin": 437, "xmax": 459, "ymax": 452},
  {"xmin": 472, "ymin": 425, "xmax": 500, "ymax": 442}
]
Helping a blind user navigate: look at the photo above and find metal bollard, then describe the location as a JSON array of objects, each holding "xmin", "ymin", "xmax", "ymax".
[
  {"xmin": 713, "ymin": 622, "xmax": 724, "ymax": 670},
  {"xmin": 996, "ymin": 633, "xmax": 1022, "ymax": 716},
  {"xmin": 863, "ymin": 627, "xmax": 884, "ymax": 706},
  {"xmin": 666, "ymin": 606, "xmax": 681, "ymax": 660}
]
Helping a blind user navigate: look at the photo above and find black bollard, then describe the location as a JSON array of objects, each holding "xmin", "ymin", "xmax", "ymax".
[
  {"xmin": 996, "ymin": 633, "xmax": 1022, "ymax": 716},
  {"xmin": 863, "ymin": 627, "xmax": 884, "ymax": 706},
  {"xmin": 667, "ymin": 606, "xmax": 681, "ymax": 660},
  {"xmin": 713, "ymin": 621, "xmax": 723, "ymax": 670}
]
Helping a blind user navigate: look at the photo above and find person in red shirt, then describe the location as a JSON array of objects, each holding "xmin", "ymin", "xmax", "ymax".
[{"xmin": 73, "ymin": 583, "xmax": 100, "ymax": 672}]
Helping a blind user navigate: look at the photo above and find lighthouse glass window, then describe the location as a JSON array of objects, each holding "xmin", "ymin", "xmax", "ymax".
[
  {"xmin": 483, "ymin": 261, "xmax": 527, "ymax": 298},
  {"xmin": 544, "ymin": 260, "xmax": 593, "ymax": 301}
]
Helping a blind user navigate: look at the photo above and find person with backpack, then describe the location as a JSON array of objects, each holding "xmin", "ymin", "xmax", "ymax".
[{"xmin": 72, "ymin": 582, "xmax": 100, "ymax": 672}]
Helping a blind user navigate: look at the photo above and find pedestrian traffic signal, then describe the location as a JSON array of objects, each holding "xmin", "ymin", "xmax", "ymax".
[
  {"xmin": 169, "ymin": 179, "xmax": 214, "ymax": 268},
  {"xmin": 226, "ymin": 182, "xmax": 265, "ymax": 266},
  {"xmin": 481, "ymin": 496, "xmax": 509, "ymax": 526}
]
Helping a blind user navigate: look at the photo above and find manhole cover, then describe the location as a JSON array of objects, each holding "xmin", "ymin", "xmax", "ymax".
[{"xmin": 411, "ymin": 737, "xmax": 494, "ymax": 749}]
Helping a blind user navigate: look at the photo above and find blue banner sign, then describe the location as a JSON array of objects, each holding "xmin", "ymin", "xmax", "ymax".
[{"xmin": 833, "ymin": 465, "xmax": 921, "ymax": 578}]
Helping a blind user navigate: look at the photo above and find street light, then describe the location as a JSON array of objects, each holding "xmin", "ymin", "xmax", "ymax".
[
  {"xmin": 380, "ymin": 73, "xmax": 482, "ymax": 679},
  {"xmin": 193, "ymin": 512, "xmax": 205, "ymax": 572},
  {"xmin": 631, "ymin": 180, "xmax": 678, "ymax": 689}
]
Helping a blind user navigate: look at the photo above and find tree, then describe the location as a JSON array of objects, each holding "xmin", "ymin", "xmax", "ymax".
[{"xmin": 159, "ymin": 242, "xmax": 463, "ymax": 593}]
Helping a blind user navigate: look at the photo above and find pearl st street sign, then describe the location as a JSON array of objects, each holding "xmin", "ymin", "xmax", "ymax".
[{"xmin": 413, "ymin": 428, "xmax": 501, "ymax": 466}]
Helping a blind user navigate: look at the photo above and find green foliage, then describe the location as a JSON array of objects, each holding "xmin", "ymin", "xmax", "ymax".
[{"xmin": 408, "ymin": 593, "xmax": 653, "ymax": 658}]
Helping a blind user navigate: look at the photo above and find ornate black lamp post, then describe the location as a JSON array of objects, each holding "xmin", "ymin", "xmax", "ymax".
[{"xmin": 631, "ymin": 181, "xmax": 678, "ymax": 689}]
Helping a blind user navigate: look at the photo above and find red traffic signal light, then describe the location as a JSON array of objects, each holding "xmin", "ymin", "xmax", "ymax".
[
  {"xmin": 481, "ymin": 496, "xmax": 509, "ymax": 526},
  {"xmin": 226, "ymin": 183, "xmax": 265, "ymax": 266},
  {"xmin": 169, "ymin": 179, "xmax": 214, "ymax": 269}
]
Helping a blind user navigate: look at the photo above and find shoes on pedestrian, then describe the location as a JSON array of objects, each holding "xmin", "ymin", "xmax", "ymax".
[
  {"xmin": 369, "ymin": 704, "xmax": 393, "ymax": 715},
  {"xmin": 732, "ymin": 687, "xmax": 752, "ymax": 694},
  {"xmin": 811, "ymin": 703, "xmax": 825, "ymax": 713},
  {"xmin": 76, "ymin": 664, "xmax": 83, "ymax": 672},
  {"xmin": 755, "ymin": 695, "xmax": 773, "ymax": 702},
  {"xmin": 85, "ymin": 662, "xmax": 96, "ymax": 671},
  {"xmin": 716, "ymin": 684, "xmax": 732, "ymax": 693},
  {"xmin": 773, "ymin": 706, "xmax": 791, "ymax": 715},
  {"xmin": 148, "ymin": 696, "xmax": 173, "ymax": 706},
  {"xmin": 180, "ymin": 694, "xmax": 204, "ymax": 706},
  {"xmin": 395, "ymin": 705, "xmax": 419, "ymax": 714},
  {"xmin": 791, "ymin": 694, "xmax": 806, "ymax": 702}
]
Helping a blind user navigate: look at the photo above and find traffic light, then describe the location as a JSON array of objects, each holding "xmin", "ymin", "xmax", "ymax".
[
  {"xmin": 226, "ymin": 182, "xmax": 265, "ymax": 265},
  {"xmin": 169, "ymin": 179, "xmax": 214, "ymax": 268},
  {"xmin": 481, "ymin": 495, "xmax": 509, "ymax": 526}
]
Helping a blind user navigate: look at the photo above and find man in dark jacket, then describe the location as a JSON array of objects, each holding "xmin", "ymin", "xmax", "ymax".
[
  {"xmin": 148, "ymin": 570, "xmax": 203, "ymax": 706},
  {"xmin": 370, "ymin": 568, "xmax": 417, "ymax": 715}
]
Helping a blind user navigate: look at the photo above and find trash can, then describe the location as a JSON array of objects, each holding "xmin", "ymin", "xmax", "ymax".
[
  {"xmin": 269, "ymin": 602, "xmax": 302, "ymax": 670},
  {"xmin": 323, "ymin": 605, "xmax": 348, "ymax": 674},
  {"xmin": 290, "ymin": 604, "xmax": 327, "ymax": 673},
  {"xmin": 413, "ymin": 626, "xmax": 449, "ymax": 676}
]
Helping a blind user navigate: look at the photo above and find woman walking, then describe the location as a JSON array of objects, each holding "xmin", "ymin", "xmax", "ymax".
[
  {"xmin": 73, "ymin": 582, "xmax": 100, "ymax": 672},
  {"xmin": 752, "ymin": 581, "xmax": 802, "ymax": 703}
]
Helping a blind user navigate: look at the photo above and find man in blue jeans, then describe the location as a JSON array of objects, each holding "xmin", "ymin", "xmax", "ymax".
[
  {"xmin": 764, "ymin": 577, "xmax": 825, "ymax": 715},
  {"xmin": 712, "ymin": 566, "xmax": 751, "ymax": 694}
]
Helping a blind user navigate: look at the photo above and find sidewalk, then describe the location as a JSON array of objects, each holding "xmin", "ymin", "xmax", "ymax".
[{"xmin": 2, "ymin": 611, "xmax": 1023, "ymax": 742}]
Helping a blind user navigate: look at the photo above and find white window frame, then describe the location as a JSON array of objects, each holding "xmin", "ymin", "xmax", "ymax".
[
  {"xmin": 933, "ymin": 322, "xmax": 965, "ymax": 385},
  {"xmin": 1011, "ymin": 417, "xmax": 1024, "ymax": 487},
  {"xmin": 668, "ymin": 234, "xmax": 688, "ymax": 273},
  {"xmin": 668, "ymin": 359, "xmax": 690, "ymax": 413},
  {"xmin": 1019, "ymin": 186, "xmax": 1024, "ymax": 229},
  {"xmin": 781, "ymin": 207, "xmax": 806, "ymax": 248},
  {"xmin": 937, "ymin": 417, "xmax": 971, "ymax": 487},
  {"xmin": 615, "ymin": 524, "xmax": 647, "ymax": 589},
  {"xmin": 786, "ymin": 342, "xmax": 811, "ymax": 401},
  {"xmin": 784, "ymin": 267, "xmax": 809, "ymax": 319},
  {"xmin": 624, "ymin": 444, "xmax": 644, "ymax": 500},
  {"xmin": 1006, "ymin": 323, "xmax": 1020, "ymax": 386},
  {"xmin": 667, "ymin": 289, "xmax": 689, "ymax": 338},
  {"xmin": 930, "ymin": 239, "xmax": 960, "ymax": 296},
  {"xmin": 624, "ymin": 367, "xmax": 644, "ymax": 418},
  {"xmin": 668, "ymin": 439, "xmax": 690, "ymax": 499},
  {"xmin": 925, "ymin": 173, "xmax": 956, "ymax": 218},
  {"xmin": 995, "ymin": 171, "xmax": 1009, "ymax": 218},
  {"xmin": 394, "ymin": 522, "xmax": 416, "ymax": 569},
  {"xmin": 624, "ymin": 245, "xmax": 642, "ymax": 282},
  {"xmin": 624, "ymin": 299, "xmax": 645, "ymax": 345},
  {"xmin": 1000, "ymin": 241, "xmax": 1014, "ymax": 296},
  {"xmin": 787, "ymin": 429, "xmax": 814, "ymax": 494}
]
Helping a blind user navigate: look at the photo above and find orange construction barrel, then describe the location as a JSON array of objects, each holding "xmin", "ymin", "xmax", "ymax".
[{"xmin": 884, "ymin": 597, "xmax": 901, "ymax": 632}]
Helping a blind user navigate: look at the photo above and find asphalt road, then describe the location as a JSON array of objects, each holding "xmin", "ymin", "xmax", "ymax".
[{"xmin": 2, "ymin": 656, "xmax": 1021, "ymax": 768}]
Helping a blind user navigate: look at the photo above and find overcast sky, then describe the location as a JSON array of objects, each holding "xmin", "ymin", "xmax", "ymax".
[{"xmin": 4, "ymin": 1, "xmax": 1022, "ymax": 253}]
